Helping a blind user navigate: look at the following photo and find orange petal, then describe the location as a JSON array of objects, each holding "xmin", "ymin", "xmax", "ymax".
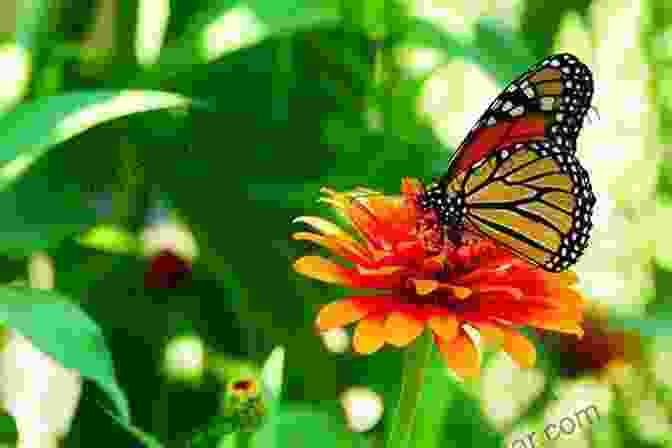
[
  {"xmin": 545, "ymin": 270, "xmax": 578, "ymax": 288},
  {"xmin": 413, "ymin": 279, "xmax": 440, "ymax": 296},
  {"xmin": 473, "ymin": 321, "xmax": 503, "ymax": 345},
  {"xmin": 528, "ymin": 312, "xmax": 584, "ymax": 337},
  {"xmin": 353, "ymin": 317, "xmax": 387, "ymax": 354},
  {"xmin": 438, "ymin": 330, "xmax": 480, "ymax": 378},
  {"xmin": 385, "ymin": 312, "xmax": 424, "ymax": 347},
  {"xmin": 544, "ymin": 288, "xmax": 585, "ymax": 312},
  {"xmin": 451, "ymin": 286, "xmax": 472, "ymax": 300},
  {"xmin": 292, "ymin": 216, "xmax": 356, "ymax": 240},
  {"xmin": 501, "ymin": 327, "xmax": 537, "ymax": 368},
  {"xmin": 428, "ymin": 314, "xmax": 459, "ymax": 343},
  {"xmin": 293, "ymin": 256, "xmax": 354, "ymax": 286},
  {"xmin": 473, "ymin": 285, "xmax": 523, "ymax": 300},
  {"xmin": 316, "ymin": 300, "xmax": 367, "ymax": 331},
  {"xmin": 292, "ymin": 232, "xmax": 371, "ymax": 264}
]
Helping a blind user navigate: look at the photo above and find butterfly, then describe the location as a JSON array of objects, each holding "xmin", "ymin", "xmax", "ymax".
[{"xmin": 421, "ymin": 53, "xmax": 596, "ymax": 272}]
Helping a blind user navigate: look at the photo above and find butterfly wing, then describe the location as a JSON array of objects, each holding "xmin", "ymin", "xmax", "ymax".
[
  {"xmin": 445, "ymin": 140, "xmax": 596, "ymax": 272},
  {"xmin": 444, "ymin": 53, "xmax": 594, "ymax": 181}
]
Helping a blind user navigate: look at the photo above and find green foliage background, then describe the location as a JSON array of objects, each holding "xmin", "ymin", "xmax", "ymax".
[{"xmin": 0, "ymin": 0, "xmax": 668, "ymax": 447}]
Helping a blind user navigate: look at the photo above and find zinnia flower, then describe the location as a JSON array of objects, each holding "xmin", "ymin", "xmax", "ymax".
[
  {"xmin": 542, "ymin": 305, "xmax": 641, "ymax": 380},
  {"xmin": 292, "ymin": 178, "xmax": 585, "ymax": 378}
]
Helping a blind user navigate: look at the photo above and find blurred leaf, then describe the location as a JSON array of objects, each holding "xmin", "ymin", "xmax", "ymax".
[
  {"xmin": 15, "ymin": 0, "xmax": 55, "ymax": 54},
  {"xmin": 103, "ymin": 407, "xmax": 164, "ymax": 448},
  {"xmin": 0, "ymin": 286, "xmax": 130, "ymax": 423},
  {"xmin": 0, "ymin": 90, "xmax": 192, "ymax": 254},
  {"xmin": 57, "ymin": 0, "xmax": 98, "ymax": 41},
  {"xmin": 519, "ymin": 0, "xmax": 593, "ymax": 60},
  {"xmin": 0, "ymin": 90, "xmax": 191, "ymax": 188},
  {"xmin": 468, "ymin": 17, "xmax": 536, "ymax": 86},
  {"xmin": 389, "ymin": 16, "xmax": 465, "ymax": 60},
  {"xmin": 254, "ymin": 405, "xmax": 371, "ymax": 448},
  {"xmin": 261, "ymin": 346, "xmax": 285, "ymax": 403},
  {"xmin": 605, "ymin": 314, "xmax": 672, "ymax": 337},
  {"xmin": 0, "ymin": 412, "xmax": 17, "ymax": 444},
  {"xmin": 154, "ymin": 0, "xmax": 341, "ymax": 78}
]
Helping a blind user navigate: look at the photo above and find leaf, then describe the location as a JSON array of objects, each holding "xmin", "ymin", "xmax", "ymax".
[
  {"xmin": 254, "ymin": 405, "xmax": 371, "ymax": 448},
  {"xmin": 0, "ymin": 90, "xmax": 191, "ymax": 191},
  {"xmin": 389, "ymin": 16, "xmax": 465, "ymax": 60},
  {"xmin": 154, "ymin": 0, "xmax": 340, "ymax": 78},
  {"xmin": 0, "ymin": 287, "xmax": 130, "ymax": 423},
  {"xmin": 468, "ymin": 17, "xmax": 536, "ymax": 86},
  {"xmin": 102, "ymin": 406, "xmax": 164, "ymax": 448},
  {"xmin": 261, "ymin": 346, "xmax": 285, "ymax": 404},
  {"xmin": 0, "ymin": 90, "xmax": 192, "ymax": 255},
  {"xmin": 605, "ymin": 314, "xmax": 672, "ymax": 337},
  {"xmin": 519, "ymin": 0, "xmax": 593, "ymax": 60}
]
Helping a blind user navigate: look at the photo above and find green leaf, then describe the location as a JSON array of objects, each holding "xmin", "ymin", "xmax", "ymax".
[
  {"xmin": 605, "ymin": 314, "xmax": 672, "ymax": 337},
  {"xmin": 102, "ymin": 406, "xmax": 164, "ymax": 448},
  {"xmin": 519, "ymin": 0, "xmax": 593, "ymax": 60},
  {"xmin": 154, "ymin": 0, "xmax": 340, "ymax": 78},
  {"xmin": 0, "ymin": 286, "xmax": 130, "ymax": 423},
  {"xmin": 0, "ymin": 90, "xmax": 192, "ymax": 255},
  {"xmin": 260, "ymin": 346, "xmax": 285, "ymax": 404},
  {"xmin": 254, "ymin": 405, "xmax": 371, "ymax": 448},
  {"xmin": 389, "ymin": 16, "xmax": 465, "ymax": 60},
  {"xmin": 468, "ymin": 17, "xmax": 536, "ymax": 86},
  {"xmin": 0, "ymin": 90, "xmax": 191, "ymax": 191}
]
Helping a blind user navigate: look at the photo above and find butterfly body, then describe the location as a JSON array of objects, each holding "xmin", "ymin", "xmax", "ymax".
[{"xmin": 422, "ymin": 53, "xmax": 597, "ymax": 272}]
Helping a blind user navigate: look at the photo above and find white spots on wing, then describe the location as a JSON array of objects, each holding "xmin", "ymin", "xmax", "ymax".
[
  {"xmin": 510, "ymin": 105, "xmax": 525, "ymax": 116},
  {"xmin": 540, "ymin": 97, "xmax": 555, "ymax": 111}
]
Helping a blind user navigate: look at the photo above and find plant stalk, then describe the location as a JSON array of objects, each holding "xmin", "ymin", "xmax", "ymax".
[{"xmin": 385, "ymin": 330, "xmax": 434, "ymax": 448}]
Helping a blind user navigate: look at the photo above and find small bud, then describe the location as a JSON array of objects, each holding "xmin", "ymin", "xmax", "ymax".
[{"xmin": 224, "ymin": 378, "xmax": 267, "ymax": 432}]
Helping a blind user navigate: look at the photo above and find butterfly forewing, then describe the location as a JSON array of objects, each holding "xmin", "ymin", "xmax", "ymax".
[{"xmin": 443, "ymin": 53, "xmax": 594, "ymax": 181}]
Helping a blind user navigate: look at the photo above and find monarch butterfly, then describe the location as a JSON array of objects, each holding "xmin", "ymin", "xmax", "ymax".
[{"xmin": 421, "ymin": 53, "xmax": 596, "ymax": 272}]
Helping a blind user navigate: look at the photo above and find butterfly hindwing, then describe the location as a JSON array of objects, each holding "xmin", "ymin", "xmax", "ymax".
[
  {"xmin": 444, "ymin": 140, "xmax": 596, "ymax": 272},
  {"xmin": 444, "ymin": 53, "xmax": 594, "ymax": 180}
]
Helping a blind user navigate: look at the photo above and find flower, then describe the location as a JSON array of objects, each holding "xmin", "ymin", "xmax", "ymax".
[
  {"xmin": 144, "ymin": 249, "xmax": 192, "ymax": 289},
  {"xmin": 292, "ymin": 178, "xmax": 585, "ymax": 378},
  {"xmin": 542, "ymin": 305, "xmax": 641, "ymax": 380}
]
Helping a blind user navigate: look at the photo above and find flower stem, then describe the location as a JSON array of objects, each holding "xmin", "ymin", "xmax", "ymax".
[{"xmin": 386, "ymin": 330, "xmax": 434, "ymax": 448}]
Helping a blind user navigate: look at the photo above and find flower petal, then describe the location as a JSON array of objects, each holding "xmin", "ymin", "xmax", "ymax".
[
  {"xmin": 501, "ymin": 327, "xmax": 537, "ymax": 368},
  {"xmin": 293, "ymin": 232, "xmax": 372, "ymax": 266},
  {"xmin": 353, "ymin": 317, "xmax": 387, "ymax": 354},
  {"xmin": 528, "ymin": 311, "xmax": 584, "ymax": 337},
  {"xmin": 438, "ymin": 330, "xmax": 480, "ymax": 378},
  {"xmin": 545, "ymin": 270, "xmax": 578, "ymax": 289},
  {"xmin": 472, "ymin": 285, "xmax": 523, "ymax": 300},
  {"xmin": 293, "ymin": 256, "xmax": 354, "ymax": 286},
  {"xmin": 385, "ymin": 312, "xmax": 424, "ymax": 347},
  {"xmin": 473, "ymin": 321, "xmax": 503, "ymax": 345},
  {"xmin": 428, "ymin": 314, "xmax": 459, "ymax": 343},
  {"xmin": 316, "ymin": 300, "xmax": 367, "ymax": 331},
  {"xmin": 292, "ymin": 216, "xmax": 357, "ymax": 243},
  {"xmin": 412, "ymin": 279, "xmax": 439, "ymax": 296}
]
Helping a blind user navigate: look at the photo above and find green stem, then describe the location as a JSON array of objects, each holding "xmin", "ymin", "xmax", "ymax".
[
  {"xmin": 386, "ymin": 330, "xmax": 434, "ymax": 448},
  {"xmin": 235, "ymin": 430, "xmax": 253, "ymax": 448}
]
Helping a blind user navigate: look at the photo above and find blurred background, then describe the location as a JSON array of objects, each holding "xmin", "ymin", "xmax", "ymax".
[{"xmin": 0, "ymin": 0, "xmax": 669, "ymax": 447}]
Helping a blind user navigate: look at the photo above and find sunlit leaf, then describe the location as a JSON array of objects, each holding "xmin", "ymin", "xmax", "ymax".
[
  {"xmin": 154, "ymin": 0, "xmax": 340, "ymax": 77},
  {"xmin": 261, "ymin": 346, "xmax": 285, "ymax": 404},
  {"xmin": 0, "ymin": 287, "xmax": 130, "ymax": 423},
  {"xmin": 0, "ymin": 90, "xmax": 191, "ymax": 191}
]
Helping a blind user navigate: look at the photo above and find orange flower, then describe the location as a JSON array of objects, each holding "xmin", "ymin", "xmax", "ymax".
[{"xmin": 292, "ymin": 178, "xmax": 585, "ymax": 378}]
